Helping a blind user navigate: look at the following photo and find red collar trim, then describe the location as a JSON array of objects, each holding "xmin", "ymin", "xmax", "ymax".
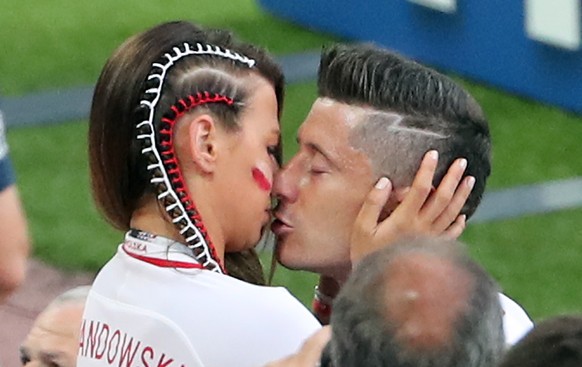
[{"xmin": 121, "ymin": 230, "xmax": 205, "ymax": 270}]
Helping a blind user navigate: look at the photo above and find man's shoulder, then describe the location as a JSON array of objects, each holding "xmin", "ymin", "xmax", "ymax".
[{"xmin": 498, "ymin": 292, "xmax": 534, "ymax": 346}]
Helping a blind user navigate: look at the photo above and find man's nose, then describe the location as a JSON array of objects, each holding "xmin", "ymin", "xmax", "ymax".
[{"xmin": 272, "ymin": 160, "xmax": 299, "ymax": 204}]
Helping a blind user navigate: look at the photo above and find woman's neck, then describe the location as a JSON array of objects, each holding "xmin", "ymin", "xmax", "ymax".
[{"xmin": 129, "ymin": 198, "xmax": 225, "ymax": 263}]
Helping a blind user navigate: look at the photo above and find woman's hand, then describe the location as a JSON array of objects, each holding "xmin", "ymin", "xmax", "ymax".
[
  {"xmin": 350, "ymin": 150, "xmax": 475, "ymax": 264},
  {"xmin": 264, "ymin": 326, "xmax": 331, "ymax": 367}
]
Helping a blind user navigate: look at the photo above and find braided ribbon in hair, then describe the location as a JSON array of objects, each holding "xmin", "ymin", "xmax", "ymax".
[{"xmin": 136, "ymin": 42, "xmax": 256, "ymax": 273}]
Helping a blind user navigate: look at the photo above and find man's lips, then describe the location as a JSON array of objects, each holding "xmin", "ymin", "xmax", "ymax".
[{"xmin": 271, "ymin": 213, "xmax": 293, "ymax": 235}]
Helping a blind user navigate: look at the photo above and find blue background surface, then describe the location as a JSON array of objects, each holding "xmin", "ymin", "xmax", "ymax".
[{"xmin": 259, "ymin": 0, "xmax": 582, "ymax": 114}]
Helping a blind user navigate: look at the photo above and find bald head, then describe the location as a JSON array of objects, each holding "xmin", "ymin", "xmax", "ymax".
[
  {"xmin": 20, "ymin": 286, "xmax": 89, "ymax": 367},
  {"xmin": 384, "ymin": 250, "xmax": 474, "ymax": 352},
  {"xmin": 326, "ymin": 237, "xmax": 504, "ymax": 367},
  {"xmin": 44, "ymin": 285, "xmax": 90, "ymax": 311}
]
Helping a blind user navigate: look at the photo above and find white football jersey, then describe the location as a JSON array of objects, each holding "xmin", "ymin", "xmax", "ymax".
[
  {"xmin": 499, "ymin": 292, "xmax": 534, "ymax": 347},
  {"xmin": 78, "ymin": 231, "xmax": 321, "ymax": 367}
]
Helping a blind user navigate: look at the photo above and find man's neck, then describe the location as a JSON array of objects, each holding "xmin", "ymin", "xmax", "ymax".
[{"xmin": 319, "ymin": 263, "xmax": 352, "ymax": 286}]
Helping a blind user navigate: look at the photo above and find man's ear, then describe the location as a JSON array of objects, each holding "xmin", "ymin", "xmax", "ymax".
[
  {"xmin": 187, "ymin": 114, "xmax": 218, "ymax": 174},
  {"xmin": 392, "ymin": 187, "xmax": 411, "ymax": 205},
  {"xmin": 378, "ymin": 186, "xmax": 411, "ymax": 222}
]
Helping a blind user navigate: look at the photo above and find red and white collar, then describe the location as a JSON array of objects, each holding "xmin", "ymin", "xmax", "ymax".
[{"xmin": 122, "ymin": 229, "xmax": 204, "ymax": 271}]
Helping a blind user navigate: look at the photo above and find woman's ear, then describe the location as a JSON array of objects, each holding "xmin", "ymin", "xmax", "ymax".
[{"xmin": 188, "ymin": 114, "xmax": 218, "ymax": 174}]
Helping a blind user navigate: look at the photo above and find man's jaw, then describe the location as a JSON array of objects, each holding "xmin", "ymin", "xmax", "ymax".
[
  {"xmin": 275, "ymin": 238, "xmax": 353, "ymax": 285},
  {"xmin": 271, "ymin": 207, "xmax": 352, "ymax": 283}
]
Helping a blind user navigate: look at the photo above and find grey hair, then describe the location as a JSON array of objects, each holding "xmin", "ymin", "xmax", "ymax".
[{"xmin": 45, "ymin": 285, "xmax": 91, "ymax": 310}]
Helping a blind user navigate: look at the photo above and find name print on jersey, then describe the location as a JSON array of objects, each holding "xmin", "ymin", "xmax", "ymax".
[{"xmin": 79, "ymin": 318, "xmax": 187, "ymax": 367}]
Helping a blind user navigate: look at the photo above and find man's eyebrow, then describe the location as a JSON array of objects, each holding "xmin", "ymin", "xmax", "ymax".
[
  {"xmin": 19, "ymin": 346, "xmax": 31, "ymax": 365},
  {"xmin": 296, "ymin": 136, "xmax": 337, "ymax": 168},
  {"xmin": 39, "ymin": 351, "xmax": 63, "ymax": 365},
  {"xmin": 19, "ymin": 346, "xmax": 29, "ymax": 358}
]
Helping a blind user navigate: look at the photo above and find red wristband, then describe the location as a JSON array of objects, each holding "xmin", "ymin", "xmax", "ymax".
[{"xmin": 312, "ymin": 286, "xmax": 334, "ymax": 323}]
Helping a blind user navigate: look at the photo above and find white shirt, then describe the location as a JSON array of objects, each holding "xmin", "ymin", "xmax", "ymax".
[
  {"xmin": 499, "ymin": 292, "xmax": 534, "ymax": 346},
  {"xmin": 78, "ymin": 231, "xmax": 321, "ymax": 367}
]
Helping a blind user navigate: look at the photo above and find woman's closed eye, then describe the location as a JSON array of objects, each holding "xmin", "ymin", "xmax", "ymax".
[
  {"xmin": 267, "ymin": 145, "xmax": 277, "ymax": 157},
  {"xmin": 267, "ymin": 145, "xmax": 280, "ymax": 165}
]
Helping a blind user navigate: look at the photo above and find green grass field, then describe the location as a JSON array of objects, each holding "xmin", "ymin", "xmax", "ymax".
[{"xmin": 3, "ymin": 0, "xmax": 582, "ymax": 318}]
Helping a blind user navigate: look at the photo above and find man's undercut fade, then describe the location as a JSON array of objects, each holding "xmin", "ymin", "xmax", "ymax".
[{"xmin": 318, "ymin": 43, "xmax": 491, "ymax": 218}]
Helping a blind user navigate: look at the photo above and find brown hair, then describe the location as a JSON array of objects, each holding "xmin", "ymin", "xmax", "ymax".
[
  {"xmin": 499, "ymin": 315, "xmax": 582, "ymax": 367},
  {"xmin": 89, "ymin": 21, "xmax": 283, "ymax": 280}
]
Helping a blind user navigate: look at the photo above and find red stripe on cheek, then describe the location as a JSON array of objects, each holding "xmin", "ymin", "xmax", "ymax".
[{"xmin": 252, "ymin": 167, "xmax": 272, "ymax": 191}]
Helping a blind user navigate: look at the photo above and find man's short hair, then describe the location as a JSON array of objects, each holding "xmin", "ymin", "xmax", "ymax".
[
  {"xmin": 324, "ymin": 236, "xmax": 504, "ymax": 367},
  {"xmin": 45, "ymin": 285, "xmax": 90, "ymax": 311},
  {"xmin": 499, "ymin": 315, "xmax": 582, "ymax": 367},
  {"xmin": 318, "ymin": 44, "xmax": 491, "ymax": 218}
]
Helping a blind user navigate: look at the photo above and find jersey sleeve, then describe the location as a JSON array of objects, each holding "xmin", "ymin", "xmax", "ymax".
[
  {"xmin": 0, "ymin": 110, "xmax": 15, "ymax": 192},
  {"xmin": 499, "ymin": 292, "xmax": 534, "ymax": 347}
]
